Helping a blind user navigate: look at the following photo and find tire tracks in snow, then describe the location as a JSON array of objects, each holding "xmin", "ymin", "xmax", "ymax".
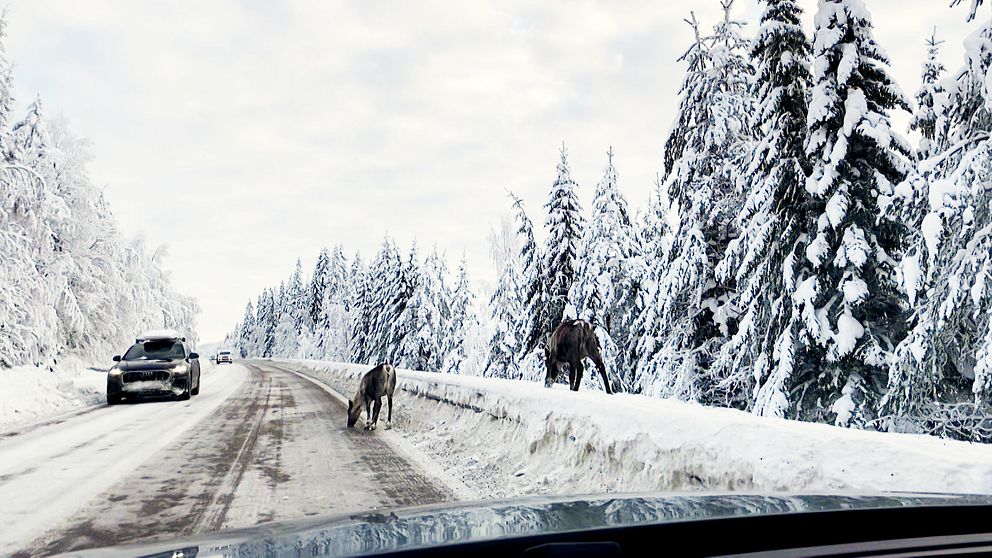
[
  {"xmin": 192, "ymin": 374, "xmax": 273, "ymax": 532},
  {"xmin": 16, "ymin": 361, "xmax": 457, "ymax": 556}
]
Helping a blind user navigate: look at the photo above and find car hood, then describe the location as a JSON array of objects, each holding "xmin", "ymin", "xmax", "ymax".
[
  {"xmin": 59, "ymin": 492, "xmax": 992, "ymax": 557},
  {"xmin": 114, "ymin": 360, "xmax": 180, "ymax": 372}
]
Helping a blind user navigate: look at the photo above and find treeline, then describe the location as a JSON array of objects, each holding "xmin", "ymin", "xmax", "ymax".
[
  {"xmin": 0, "ymin": 16, "xmax": 198, "ymax": 368},
  {"xmin": 227, "ymin": 243, "xmax": 482, "ymax": 374},
  {"xmin": 232, "ymin": 0, "xmax": 992, "ymax": 442}
]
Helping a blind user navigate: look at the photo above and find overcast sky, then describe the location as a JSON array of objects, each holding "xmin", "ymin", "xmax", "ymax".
[{"xmin": 3, "ymin": 0, "xmax": 978, "ymax": 342}]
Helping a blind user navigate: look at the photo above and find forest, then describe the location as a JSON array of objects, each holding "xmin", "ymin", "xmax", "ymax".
[
  {"xmin": 0, "ymin": 15, "xmax": 198, "ymax": 370},
  {"xmin": 229, "ymin": 0, "xmax": 992, "ymax": 442}
]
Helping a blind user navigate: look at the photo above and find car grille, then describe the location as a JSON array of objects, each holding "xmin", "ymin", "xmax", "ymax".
[{"xmin": 122, "ymin": 370, "xmax": 170, "ymax": 383}]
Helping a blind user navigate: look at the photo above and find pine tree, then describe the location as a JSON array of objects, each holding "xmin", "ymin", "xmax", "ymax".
[
  {"xmin": 319, "ymin": 245, "xmax": 351, "ymax": 360},
  {"xmin": 910, "ymin": 31, "xmax": 949, "ymax": 161},
  {"xmin": 710, "ymin": 0, "xmax": 813, "ymax": 411},
  {"xmin": 445, "ymin": 255, "xmax": 476, "ymax": 374},
  {"xmin": 349, "ymin": 254, "xmax": 373, "ymax": 364},
  {"xmin": 237, "ymin": 301, "xmax": 255, "ymax": 357},
  {"xmin": 254, "ymin": 289, "xmax": 277, "ymax": 358},
  {"xmin": 630, "ymin": 175, "xmax": 670, "ymax": 393},
  {"xmin": 309, "ymin": 248, "xmax": 331, "ymax": 328},
  {"xmin": 360, "ymin": 239, "xmax": 399, "ymax": 363},
  {"xmin": 790, "ymin": 0, "xmax": 911, "ymax": 427},
  {"xmin": 570, "ymin": 148, "xmax": 642, "ymax": 390},
  {"xmin": 387, "ymin": 243, "xmax": 422, "ymax": 366},
  {"xmin": 525, "ymin": 144, "xmax": 583, "ymax": 357},
  {"xmin": 882, "ymin": 7, "xmax": 992, "ymax": 426},
  {"xmin": 484, "ymin": 216, "xmax": 524, "ymax": 379},
  {"xmin": 396, "ymin": 248, "xmax": 449, "ymax": 370},
  {"xmin": 10, "ymin": 96, "xmax": 51, "ymax": 171},
  {"xmin": 513, "ymin": 193, "xmax": 544, "ymax": 360},
  {"xmin": 329, "ymin": 245, "xmax": 350, "ymax": 309},
  {"xmin": 636, "ymin": 4, "xmax": 756, "ymax": 400}
]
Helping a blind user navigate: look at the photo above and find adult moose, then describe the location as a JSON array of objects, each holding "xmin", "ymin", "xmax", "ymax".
[{"xmin": 544, "ymin": 319, "xmax": 613, "ymax": 394}]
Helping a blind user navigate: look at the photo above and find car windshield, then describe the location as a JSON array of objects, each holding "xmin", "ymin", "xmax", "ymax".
[
  {"xmin": 5, "ymin": 1, "xmax": 992, "ymax": 557},
  {"xmin": 122, "ymin": 341, "xmax": 185, "ymax": 361}
]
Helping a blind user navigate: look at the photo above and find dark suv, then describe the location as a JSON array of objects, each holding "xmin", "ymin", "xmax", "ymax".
[{"xmin": 107, "ymin": 330, "xmax": 201, "ymax": 404}]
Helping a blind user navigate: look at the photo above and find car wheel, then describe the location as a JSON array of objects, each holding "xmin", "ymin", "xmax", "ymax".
[
  {"xmin": 107, "ymin": 392, "xmax": 122, "ymax": 405},
  {"xmin": 178, "ymin": 380, "xmax": 191, "ymax": 401},
  {"xmin": 191, "ymin": 376, "xmax": 200, "ymax": 396}
]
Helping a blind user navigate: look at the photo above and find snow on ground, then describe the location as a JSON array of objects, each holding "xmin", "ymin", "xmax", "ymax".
[
  {"xmin": 0, "ymin": 357, "xmax": 106, "ymax": 430},
  {"xmin": 283, "ymin": 359, "xmax": 992, "ymax": 499},
  {"xmin": 0, "ymin": 356, "xmax": 217, "ymax": 431}
]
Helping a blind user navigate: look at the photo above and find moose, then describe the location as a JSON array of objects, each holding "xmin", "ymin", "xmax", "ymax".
[
  {"xmin": 347, "ymin": 363, "xmax": 397, "ymax": 430},
  {"xmin": 543, "ymin": 319, "xmax": 613, "ymax": 394}
]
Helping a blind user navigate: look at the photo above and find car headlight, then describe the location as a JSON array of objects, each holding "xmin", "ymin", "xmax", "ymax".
[
  {"xmin": 109, "ymin": 368, "xmax": 123, "ymax": 376},
  {"xmin": 169, "ymin": 364, "xmax": 189, "ymax": 374}
]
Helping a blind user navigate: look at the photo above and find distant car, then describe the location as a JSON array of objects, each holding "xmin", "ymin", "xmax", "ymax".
[
  {"xmin": 106, "ymin": 329, "xmax": 201, "ymax": 405},
  {"xmin": 216, "ymin": 350, "xmax": 234, "ymax": 364}
]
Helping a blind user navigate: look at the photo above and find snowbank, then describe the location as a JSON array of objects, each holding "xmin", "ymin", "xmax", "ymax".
[
  {"xmin": 280, "ymin": 359, "xmax": 992, "ymax": 498},
  {"xmin": 0, "ymin": 356, "xmax": 218, "ymax": 431},
  {"xmin": 0, "ymin": 357, "xmax": 106, "ymax": 430}
]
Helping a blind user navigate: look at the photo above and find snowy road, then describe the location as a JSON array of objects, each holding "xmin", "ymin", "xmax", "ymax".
[{"xmin": 0, "ymin": 361, "xmax": 457, "ymax": 557}]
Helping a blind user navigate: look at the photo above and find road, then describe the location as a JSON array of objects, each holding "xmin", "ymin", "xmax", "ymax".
[{"xmin": 0, "ymin": 361, "xmax": 457, "ymax": 557}]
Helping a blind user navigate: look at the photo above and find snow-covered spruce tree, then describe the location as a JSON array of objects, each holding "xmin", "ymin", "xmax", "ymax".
[
  {"xmin": 356, "ymin": 238, "xmax": 399, "ymax": 364},
  {"xmin": 636, "ymin": 5, "xmax": 757, "ymax": 401},
  {"xmin": 237, "ymin": 301, "xmax": 255, "ymax": 357},
  {"xmin": 387, "ymin": 243, "xmax": 423, "ymax": 367},
  {"xmin": 512, "ymin": 195, "xmax": 543, "ymax": 350},
  {"xmin": 785, "ymin": 0, "xmax": 911, "ymax": 427},
  {"xmin": 483, "ymin": 215, "xmax": 524, "ymax": 379},
  {"xmin": 10, "ymin": 96, "xmax": 50, "ymax": 171},
  {"xmin": 882, "ymin": 9, "xmax": 992, "ymax": 432},
  {"xmin": 569, "ymin": 148, "xmax": 642, "ymax": 391},
  {"xmin": 710, "ymin": 0, "xmax": 813, "ymax": 412},
  {"xmin": 274, "ymin": 260, "xmax": 310, "ymax": 357},
  {"xmin": 319, "ymin": 245, "xmax": 351, "ymax": 360},
  {"xmin": 349, "ymin": 253, "xmax": 373, "ymax": 364},
  {"xmin": 629, "ymin": 175, "xmax": 670, "ymax": 393},
  {"xmin": 539, "ymin": 145, "xmax": 583, "ymax": 334},
  {"xmin": 253, "ymin": 289, "xmax": 277, "ymax": 358},
  {"xmin": 271, "ymin": 281, "xmax": 293, "ymax": 357},
  {"xmin": 910, "ymin": 31, "xmax": 950, "ymax": 161},
  {"xmin": 445, "ymin": 255, "xmax": 477, "ymax": 374},
  {"xmin": 328, "ymin": 246, "xmax": 350, "ymax": 308},
  {"xmin": 309, "ymin": 248, "xmax": 331, "ymax": 332},
  {"xmin": 394, "ymin": 248, "xmax": 449, "ymax": 371},
  {"xmin": 634, "ymin": 13, "xmax": 714, "ymax": 399}
]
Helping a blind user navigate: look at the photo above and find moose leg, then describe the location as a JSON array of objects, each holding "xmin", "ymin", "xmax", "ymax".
[
  {"xmin": 370, "ymin": 398, "xmax": 382, "ymax": 430},
  {"xmin": 570, "ymin": 360, "xmax": 584, "ymax": 391},
  {"xmin": 386, "ymin": 394, "xmax": 393, "ymax": 429},
  {"xmin": 544, "ymin": 360, "xmax": 559, "ymax": 388},
  {"xmin": 364, "ymin": 396, "xmax": 373, "ymax": 429},
  {"xmin": 590, "ymin": 349, "xmax": 613, "ymax": 394}
]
